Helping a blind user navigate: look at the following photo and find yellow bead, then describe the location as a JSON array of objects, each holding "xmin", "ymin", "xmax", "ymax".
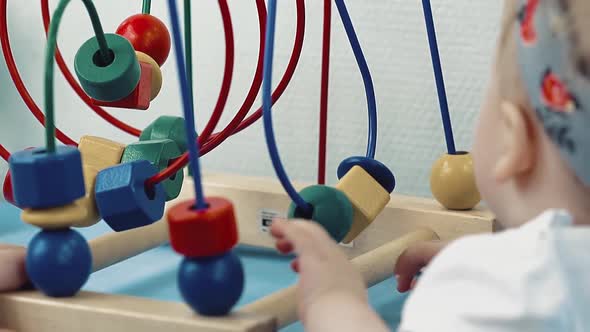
[
  {"xmin": 430, "ymin": 152, "xmax": 481, "ymax": 210},
  {"xmin": 336, "ymin": 166, "xmax": 390, "ymax": 243},
  {"xmin": 76, "ymin": 136, "xmax": 126, "ymax": 227},
  {"xmin": 21, "ymin": 201, "xmax": 92, "ymax": 229},
  {"xmin": 136, "ymin": 51, "xmax": 162, "ymax": 100}
]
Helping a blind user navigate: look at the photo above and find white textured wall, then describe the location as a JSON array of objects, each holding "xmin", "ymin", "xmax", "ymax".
[{"xmin": 0, "ymin": 0, "xmax": 502, "ymax": 199}]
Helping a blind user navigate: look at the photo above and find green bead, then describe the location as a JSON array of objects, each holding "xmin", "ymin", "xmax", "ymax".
[
  {"xmin": 140, "ymin": 116, "xmax": 189, "ymax": 152},
  {"xmin": 75, "ymin": 33, "xmax": 140, "ymax": 102},
  {"xmin": 121, "ymin": 139, "xmax": 184, "ymax": 201},
  {"xmin": 287, "ymin": 185, "xmax": 353, "ymax": 242}
]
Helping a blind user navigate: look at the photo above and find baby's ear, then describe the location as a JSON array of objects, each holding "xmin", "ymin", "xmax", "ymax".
[{"xmin": 493, "ymin": 101, "xmax": 537, "ymax": 182}]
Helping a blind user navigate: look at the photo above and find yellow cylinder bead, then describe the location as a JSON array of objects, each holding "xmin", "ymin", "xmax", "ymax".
[
  {"xmin": 136, "ymin": 51, "xmax": 162, "ymax": 100},
  {"xmin": 430, "ymin": 152, "xmax": 481, "ymax": 210}
]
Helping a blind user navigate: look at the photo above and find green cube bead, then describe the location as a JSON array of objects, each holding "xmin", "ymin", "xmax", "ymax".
[
  {"xmin": 75, "ymin": 33, "xmax": 140, "ymax": 102},
  {"xmin": 121, "ymin": 139, "xmax": 184, "ymax": 201},
  {"xmin": 287, "ymin": 185, "xmax": 353, "ymax": 243},
  {"xmin": 140, "ymin": 116, "xmax": 189, "ymax": 153}
]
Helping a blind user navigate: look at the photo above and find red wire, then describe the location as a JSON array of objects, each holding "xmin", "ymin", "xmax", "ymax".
[
  {"xmin": 0, "ymin": 144, "xmax": 10, "ymax": 161},
  {"xmin": 146, "ymin": 0, "xmax": 306, "ymax": 186},
  {"xmin": 0, "ymin": 0, "xmax": 77, "ymax": 146},
  {"xmin": 197, "ymin": 0, "xmax": 234, "ymax": 144},
  {"xmin": 40, "ymin": 0, "xmax": 145, "ymax": 137},
  {"xmin": 318, "ymin": 0, "xmax": 331, "ymax": 185}
]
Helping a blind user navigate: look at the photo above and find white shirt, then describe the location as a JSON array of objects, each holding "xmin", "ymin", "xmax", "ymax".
[{"xmin": 399, "ymin": 210, "xmax": 590, "ymax": 332}]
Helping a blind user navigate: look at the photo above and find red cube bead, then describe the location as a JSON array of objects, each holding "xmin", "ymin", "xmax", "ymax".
[
  {"xmin": 167, "ymin": 197, "xmax": 238, "ymax": 258},
  {"xmin": 91, "ymin": 62, "xmax": 152, "ymax": 110},
  {"xmin": 3, "ymin": 170, "xmax": 14, "ymax": 206}
]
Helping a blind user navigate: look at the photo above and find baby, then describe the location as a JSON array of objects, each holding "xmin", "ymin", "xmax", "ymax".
[{"xmin": 271, "ymin": 0, "xmax": 590, "ymax": 330}]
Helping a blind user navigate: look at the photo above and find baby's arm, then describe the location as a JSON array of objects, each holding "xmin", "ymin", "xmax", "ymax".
[
  {"xmin": 0, "ymin": 245, "xmax": 26, "ymax": 292},
  {"xmin": 270, "ymin": 220, "xmax": 388, "ymax": 332}
]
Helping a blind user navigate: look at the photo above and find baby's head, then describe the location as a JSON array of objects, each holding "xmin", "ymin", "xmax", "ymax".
[{"xmin": 473, "ymin": 0, "xmax": 590, "ymax": 228}]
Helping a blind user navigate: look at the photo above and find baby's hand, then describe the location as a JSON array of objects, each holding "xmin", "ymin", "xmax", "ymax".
[
  {"xmin": 270, "ymin": 219, "xmax": 367, "ymax": 322},
  {"xmin": 0, "ymin": 244, "xmax": 26, "ymax": 292},
  {"xmin": 394, "ymin": 240, "xmax": 448, "ymax": 292}
]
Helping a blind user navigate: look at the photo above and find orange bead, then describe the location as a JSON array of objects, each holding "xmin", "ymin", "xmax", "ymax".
[
  {"xmin": 168, "ymin": 197, "xmax": 238, "ymax": 257},
  {"xmin": 430, "ymin": 152, "xmax": 481, "ymax": 210}
]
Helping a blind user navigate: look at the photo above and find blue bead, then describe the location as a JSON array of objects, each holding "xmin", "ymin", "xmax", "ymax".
[
  {"xmin": 95, "ymin": 160, "xmax": 166, "ymax": 232},
  {"xmin": 9, "ymin": 146, "xmax": 85, "ymax": 208},
  {"xmin": 178, "ymin": 251, "xmax": 244, "ymax": 316},
  {"xmin": 26, "ymin": 229, "xmax": 92, "ymax": 297},
  {"xmin": 337, "ymin": 157, "xmax": 396, "ymax": 193}
]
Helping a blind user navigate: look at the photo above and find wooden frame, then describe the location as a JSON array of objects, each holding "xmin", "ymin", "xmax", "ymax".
[{"xmin": 0, "ymin": 173, "xmax": 495, "ymax": 332}]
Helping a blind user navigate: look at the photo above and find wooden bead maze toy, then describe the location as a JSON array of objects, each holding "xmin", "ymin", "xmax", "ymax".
[{"xmin": 0, "ymin": 0, "xmax": 494, "ymax": 331}]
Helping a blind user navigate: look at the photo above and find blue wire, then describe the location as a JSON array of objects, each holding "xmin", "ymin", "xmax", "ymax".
[
  {"xmin": 421, "ymin": 0, "xmax": 456, "ymax": 155},
  {"xmin": 167, "ymin": 0, "xmax": 207, "ymax": 210},
  {"xmin": 263, "ymin": 0, "xmax": 313, "ymax": 216},
  {"xmin": 334, "ymin": 0, "xmax": 377, "ymax": 159}
]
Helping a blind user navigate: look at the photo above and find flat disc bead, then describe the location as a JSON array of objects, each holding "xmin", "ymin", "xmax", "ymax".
[
  {"xmin": 337, "ymin": 157, "xmax": 396, "ymax": 193},
  {"xmin": 26, "ymin": 229, "xmax": 92, "ymax": 297},
  {"xmin": 75, "ymin": 33, "xmax": 140, "ymax": 102},
  {"xmin": 9, "ymin": 146, "xmax": 85, "ymax": 209},
  {"xmin": 287, "ymin": 185, "xmax": 353, "ymax": 243},
  {"xmin": 168, "ymin": 197, "xmax": 238, "ymax": 257},
  {"xmin": 140, "ymin": 116, "xmax": 189, "ymax": 153},
  {"xmin": 121, "ymin": 139, "xmax": 184, "ymax": 201},
  {"xmin": 95, "ymin": 160, "xmax": 166, "ymax": 232}
]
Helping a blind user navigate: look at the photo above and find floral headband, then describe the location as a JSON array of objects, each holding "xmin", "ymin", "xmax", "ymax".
[{"xmin": 517, "ymin": 0, "xmax": 590, "ymax": 185}]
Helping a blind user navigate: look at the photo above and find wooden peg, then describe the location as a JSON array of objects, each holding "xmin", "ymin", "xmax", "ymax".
[{"xmin": 336, "ymin": 166, "xmax": 390, "ymax": 244}]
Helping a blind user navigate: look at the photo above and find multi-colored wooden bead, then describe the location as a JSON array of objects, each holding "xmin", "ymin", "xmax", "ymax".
[
  {"xmin": 121, "ymin": 139, "xmax": 184, "ymax": 201},
  {"xmin": 95, "ymin": 160, "xmax": 166, "ymax": 232},
  {"xmin": 90, "ymin": 62, "xmax": 152, "ymax": 110},
  {"xmin": 287, "ymin": 185, "xmax": 353, "ymax": 243}
]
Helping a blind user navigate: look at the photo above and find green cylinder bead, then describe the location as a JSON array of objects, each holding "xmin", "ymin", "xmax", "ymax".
[
  {"xmin": 140, "ymin": 116, "xmax": 189, "ymax": 153},
  {"xmin": 75, "ymin": 33, "xmax": 141, "ymax": 102},
  {"xmin": 121, "ymin": 139, "xmax": 184, "ymax": 201},
  {"xmin": 287, "ymin": 185, "xmax": 353, "ymax": 243}
]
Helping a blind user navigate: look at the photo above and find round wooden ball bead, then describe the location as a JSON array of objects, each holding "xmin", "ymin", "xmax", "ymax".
[
  {"xmin": 95, "ymin": 160, "xmax": 166, "ymax": 232},
  {"xmin": 140, "ymin": 116, "xmax": 188, "ymax": 153},
  {"xmin": 75, "ymin": 33, "xmax": 140, "ymax": 102},
  {"xmin": 430, "ymin": 152, "xmax": 481, "ymax": 210},
  {"xmin": 287, "ymin": 185, "xmax": 353, "ymax": 243},
  {"xmin": 337, "ymin": 156, "xmax": 396, "ymax": 193},
  {"xmin": 26, "ymin": 228, "xmax": 92, "ymax": 297},
  {"xmin": 178, "ymin": 252, "xmax": 244, "ymax": 316},
  {"xmin": 135, "ymin": 51, "xmax": 162, "ymax": 100},
  {"xmin": 167, "ymin": 197, "xmax": 238, "ymax": 257},
  {"xmin": 116, "ymin": 14, "xmax": 171, "ymax": 66},
  {"xmin": 9, "ymin": 146, "xmax": 85, "ymax": 209},
  {"xmin": 121, "ymin": 139, "xmax": 184, "ymax": 201}
]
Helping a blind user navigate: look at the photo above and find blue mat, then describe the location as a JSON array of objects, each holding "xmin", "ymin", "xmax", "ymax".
[{"xmin": 0, "ymin": 203, "xmax": 408, "ymax": 331}]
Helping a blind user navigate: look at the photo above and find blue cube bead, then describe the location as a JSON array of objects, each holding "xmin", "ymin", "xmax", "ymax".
[
  {"xmin": 337, "ymin": 157, "xmax": 396, "ymax": 193},
  {"xmin": 9, "ymin": 146, "xmax": 85, "ymax": 209},
  {"xmin": 95, "ymin": 160, "xmax": 166, "ymax": 232}
]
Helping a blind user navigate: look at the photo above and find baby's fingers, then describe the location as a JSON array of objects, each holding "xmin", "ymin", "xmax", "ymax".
[
  {"xmin": 0, "ymin": 247, "xmax": 27, "ymax": 292},
  {"xmin": 270, "ymin": 219, "xmax": 328, "ymax": 257}
]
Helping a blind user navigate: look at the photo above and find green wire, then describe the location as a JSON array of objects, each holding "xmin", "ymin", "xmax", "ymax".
[
  {"xmin": 184, "ymin": 0, "xmax": 193, "ymax": 108},
  {"xmin": 45, "ymin": 0, "xmax": 111, "ymax": 152},
  {"xmin": 142, "ymin": 0, "xmax": 151, "ymax": 14}
]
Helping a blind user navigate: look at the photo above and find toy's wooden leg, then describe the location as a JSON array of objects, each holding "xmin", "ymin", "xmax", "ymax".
[{"xmin": 240, "ymin": 228, "xmax": 438, "ymax": 328}]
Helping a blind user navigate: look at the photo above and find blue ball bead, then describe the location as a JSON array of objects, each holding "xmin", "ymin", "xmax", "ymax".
[
  {"xmin": 337, "ymin": 156, "xmax": 396, "ymax": 193},
  {"xmin": 26, "ymin": 229, "xmax": 92, "ymax": 297},
  {"xmin": 95, "ymin": 160, "xmax": 166, "ymax": 232},
  {"xmin": 9, "ymin": 146, "xmax": 85, "ymax": 208},
  {"xmin": 178, "ymin": 251, "xmax": 244, "ymax": 316}
]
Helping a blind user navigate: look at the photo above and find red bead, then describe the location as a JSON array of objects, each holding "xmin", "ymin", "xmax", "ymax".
[
  {"xmin": 116, "ymin": 14, "xmax": 171, "ymax": 67},
  {"xmin": 91, "ymin": 62, "xmax": 152, "ymax": 110},
  {"xmin": 3, "ymin": 170, "xmax": 14, "ymax": 206},
  {"xmin": 168, "ymin": 198, "xmax": 238, "ymax": 258}
]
